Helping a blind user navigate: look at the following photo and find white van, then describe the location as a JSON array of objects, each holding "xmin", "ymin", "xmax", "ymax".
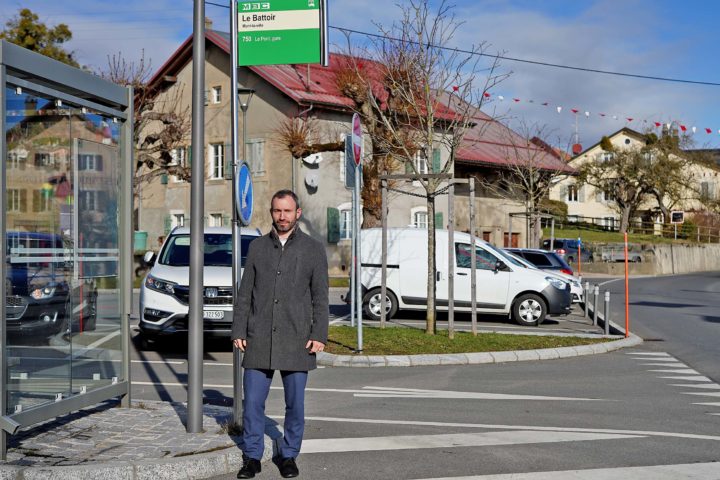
[{"xmin": 358, "ymin": 228, "xmax": 571, "ymax": 326}]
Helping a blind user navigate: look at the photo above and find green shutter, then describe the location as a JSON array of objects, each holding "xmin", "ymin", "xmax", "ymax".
[
  {"xmin": 432, "ymin": 148, "xmax": 441, "ymax": 173},
  {"xmin": 435, "ymin": 212, "xmax": 443, "ymax": 229},
  {"xmin": 405, "ymin": 160, "xmax": 413, "ymax": 174},
  {"xmin": 223, "ymin": 214, "xmax": 231, "ymax": 227},
  {"xmin": 327, "ymin": 207, "xmax": 340, "ymax": 244},
  {"xmin": 187, "ymin": 146, "xmax": 192, "ymax": 167},
  {"xmin": 164, "ymin": 215, "xmax": 172, "ymax": 234},
  {"xmin": 224, "ymin": 143, "xmax": 233, "ymax": 179},
  {"xmin": 160, "ymin": 174, "xmax": 168, "ymax": 185}
]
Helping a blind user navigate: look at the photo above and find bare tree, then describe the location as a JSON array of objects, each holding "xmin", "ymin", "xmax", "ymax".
[
  {"xmin": 100, "ymin": 52, "xmax": 191, "ymax": 228},
  {"xmin": 338, "ymin": 0, "xmax": 506, "ymax": 334},
  {"xmin": 476, "ymin": 122, "xmax": 572, "ymax": 248}
]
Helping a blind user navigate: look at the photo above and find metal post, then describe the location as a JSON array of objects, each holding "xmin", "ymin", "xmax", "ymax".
[
  {"xmin": 350, "ymin": 180, "xmax": 356, "ymax": 327},
  {"xmin": 697, "ymin": 227, "xmax": 700, "ymax": 243},
  {"xmin": 469, "ymin": 178, "xmax": 477, "ymax": 335},
  {"xmin": 674, "ymin": 223, "xmax": 677, "ymax": 240},
  {"xmin": 355, "ymin": 164, "xmax": 363, "ymax": 352},
  {"xmin": 584, "ymin": 282, "xmax": 590, "ymax": 318},
  {"xmin": 380, "ymin": 178, "xmax": 388, "ymax": 329},
  {"xmin": 447, "ymin": 181, "xmax": 455, "ymax": 339},
  {"xmin": 508, "ymin": 215, "xmax": 512, "ymax": 247},
  {"xmin": 230, "ymin": 0, "xmax": 243, "ymax": 429},
  {"xmin": 120, "ymin": 86, "xmax": 134, "ymax": 409},
  {"xmin": 550, "ymin": 218, "xmax": 555, "ymax": 253},
  {"xmin": 604, "ymin": 291, "xmax": 610, "ymax": 335},
  {"xmin": 187, "ymin": 0, "xmax": 205, "ymax": 433},
  {"xmin": 593, "ymin": 285, "xmax": 600, "ymax": 327},
  {"xmin": 0, "ymin": 64, "xmax": 7, "ymax": 460}
]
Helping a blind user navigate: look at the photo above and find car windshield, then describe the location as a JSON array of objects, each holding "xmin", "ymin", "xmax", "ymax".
[
  {"xmin": 159, "ymin": 234, "xmax": 256, "ymax": 267},
  {"xmin": 503, "ymin": 250, "xmax": 537, "ymax": 269},
  {"xmin": 492, "ymin": 247, "xmax": 526, "ymax": 268},
  {"xmin": 481, "ymin": 242, "xmax": 524, "ymax": 267}
]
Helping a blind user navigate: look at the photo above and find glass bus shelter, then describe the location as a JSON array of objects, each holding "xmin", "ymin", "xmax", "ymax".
[{"xmin": 0, "ymin": 40, "xmax": 133, "ymax": 459}]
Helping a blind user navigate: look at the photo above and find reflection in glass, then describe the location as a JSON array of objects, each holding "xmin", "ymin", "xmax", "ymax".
[{"xmin": 4, "ymin": 87, "xmax": 122, "ymax": 415}]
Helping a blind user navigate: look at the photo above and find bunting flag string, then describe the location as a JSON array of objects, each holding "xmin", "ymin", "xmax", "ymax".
[{"xmin": 478, "ymin": 90, "xmax": 716, "ymax": 135}]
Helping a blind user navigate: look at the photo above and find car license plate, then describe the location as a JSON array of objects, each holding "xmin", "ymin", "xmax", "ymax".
[{"xmin": 203, "ymin": 310, "xmax": 224, "ymax": 320}]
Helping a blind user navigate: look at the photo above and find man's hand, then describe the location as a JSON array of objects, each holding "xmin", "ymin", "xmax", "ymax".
[
  {"xmin": 305, "ymin": 340, "xmax": 325, "ymax": 353},
  {"xmin": 233, "ymin": 338, "xmax": 246, "ymax": 351}
]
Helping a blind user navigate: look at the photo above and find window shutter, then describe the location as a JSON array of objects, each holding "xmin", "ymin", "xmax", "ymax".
[
  {"xmin": 434, "ymin": 212, "xmax": 443, "ymax": 229},
  {"xmin": 405, "ymin": 160, "xmax": 412, "ymax": 174},
  {"xmin": 223, "ymin": 214, "xmax": 231, "ymax": 227},
  {"xmin": 559, "ymin": 185, "xmax": 568, "ymax": 200},
  {"xmin": 32, "ymin": 190, "xmax": 40, "ymax": 212},
  {"xmin": 595, "ymin": 188, "xmax": 603, "ymax": 203},
  {"xmin": 432, "ymin": 148, "xmax": 441, "ymax": 173},
  {"xmin": 160, "ymin": 174, "xmax": 168, "ymax": 185},
  {"xmin": 19, "ymin": 190, "xmax": 28, "ymax": 212},
  {"xmin": 578, "ymin": 186, "xmax": 585, "ymax": 202},
  {"xmin": 187, "ymin": 146, "xmax": 192, "ymax": 167},
  {"xmin": 96, "ymin": 154, "xmax": 103, "ymax": 171},
  {"xmin": 164, "ymin": 215, "xmax": 172, "ymax": 235},
  {"xmin": 327, "ymin": 207, "xmax": 340, "ymax": 244}
]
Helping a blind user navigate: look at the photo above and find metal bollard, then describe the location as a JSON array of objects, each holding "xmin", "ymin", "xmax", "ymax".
[
  {"xmin": 593, "ymin": 285, "xmax": 600, "ymax": 327},
  {"xmin": 584, "ymin": 282, "xmax": 590, "ymax": 318},
  {"xmin": 603, "ymin": 291, "xmax": 610, "ymax": 335}
]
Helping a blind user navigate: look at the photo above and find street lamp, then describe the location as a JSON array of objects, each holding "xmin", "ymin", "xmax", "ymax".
[{"xmin": 237, "ymin": 88, "xmax": 255, "ymax": 168}]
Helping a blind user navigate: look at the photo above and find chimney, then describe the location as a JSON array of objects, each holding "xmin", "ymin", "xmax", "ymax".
[{"xmin": 205, "ymin": 17, "xmax": 213, "ymax": 30}]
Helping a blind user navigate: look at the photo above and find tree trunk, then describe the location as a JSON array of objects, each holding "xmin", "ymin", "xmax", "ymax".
[
  {"xmin": 619, "ymin": 207, "xmax": 632, "ymax": 234},
  {"xmin": 425, "ymin": 197, "xmax": 437, "ymax": 335}
]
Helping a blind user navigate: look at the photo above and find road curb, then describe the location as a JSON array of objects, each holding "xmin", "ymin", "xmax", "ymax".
[{"xmin": 316, "ymin": 334, "xmax": 643, "ymax": 368}]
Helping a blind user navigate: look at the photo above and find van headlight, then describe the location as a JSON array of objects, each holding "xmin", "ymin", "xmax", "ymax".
[
  {"xmin": 545, "ymin": 277, "xmax": 567, "ymax": 290},
  {"xmin": 145, "ymin": 275, "xmax": 176, "ymax": 295}
]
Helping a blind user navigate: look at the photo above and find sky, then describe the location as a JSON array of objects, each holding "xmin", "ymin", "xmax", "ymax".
[{"xmin": 2, "ymin": 0, "xmax": 719, "ymax": 149}]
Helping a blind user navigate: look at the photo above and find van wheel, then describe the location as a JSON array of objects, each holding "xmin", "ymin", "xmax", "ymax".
[
  {"xmin": 362, "ymin": 288, "xmax": 398, "ymax": 321},
  {"xmin": 512, "ymin": 293, "xmax": 547, "ymax": 326}
]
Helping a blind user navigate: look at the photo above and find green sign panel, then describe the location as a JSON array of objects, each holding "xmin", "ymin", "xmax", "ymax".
[{"xmin": 238, "ymin": 0, "xmax": 324, "ymax": 66}]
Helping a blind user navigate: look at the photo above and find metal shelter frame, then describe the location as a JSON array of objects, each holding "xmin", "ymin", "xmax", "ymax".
[
  {"xmin": 0, "ymin": 40, "xmax": 133, "ymax": 459},
  {"xmin": 378, "ymin": 174, "xmax": 480, "ymax": 339}
]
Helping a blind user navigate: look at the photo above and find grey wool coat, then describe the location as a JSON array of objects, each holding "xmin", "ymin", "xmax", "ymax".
[{"xmin": 231, "ymin": 226, "xmax": 329, "ymax": 371}]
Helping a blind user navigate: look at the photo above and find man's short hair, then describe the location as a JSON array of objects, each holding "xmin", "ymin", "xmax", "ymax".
[{"xmin": 271, "ymin": 189, "xmax": 300, "ymax": 210}]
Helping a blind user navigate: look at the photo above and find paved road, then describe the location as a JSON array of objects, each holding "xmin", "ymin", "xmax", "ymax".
[
  {"xmin": 599, "ymin": 271, "xmax": 720, "ymax": 384},
  {"xmin": 126, "ymin": 279, "xmax": 720, "ymax": 478}
]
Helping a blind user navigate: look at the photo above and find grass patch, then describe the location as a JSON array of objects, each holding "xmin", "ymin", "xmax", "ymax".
[
  {"xmin": 326, "ymin": 325, "xmax": 611, "ymax": 355},
  {"xmin": 545, "ymin": 226, "xmax": 685, "ymax": 245},
  {"xmin": 329, "ymin": 276, "xmax": 350, "ymax": 288}
]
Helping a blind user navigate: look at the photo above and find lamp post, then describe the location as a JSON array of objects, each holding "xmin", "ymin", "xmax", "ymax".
[{"xmin": 238, "ymin": 88, "xmax": 255, "ymax": 169}]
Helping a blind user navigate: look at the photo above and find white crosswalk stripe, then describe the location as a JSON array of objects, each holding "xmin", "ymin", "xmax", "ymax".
[
  {"xmin": 627, "ymin": 351, "xmax": 720, "ymax": 416},
  {"xmin": 413, "ymin": 462, "xmax": 720, "ymax": 479}
]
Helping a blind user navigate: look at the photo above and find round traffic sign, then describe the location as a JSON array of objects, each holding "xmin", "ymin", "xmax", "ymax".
[
  {"xmin": 236, "ymin": 163, "xmax": 253, "ymax": 226},
  {"xmin": 351, "ymin": 113, "xmax": 362, "ymax": 166}
]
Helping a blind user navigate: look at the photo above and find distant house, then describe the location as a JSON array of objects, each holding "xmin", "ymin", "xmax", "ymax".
[
  {"xmin": 550, "ymin": 127, "xmax": 720, "ymax": 230},
  {"xmin": 138, "ymin": 28, "xmax": 574, "ymax": 272}
]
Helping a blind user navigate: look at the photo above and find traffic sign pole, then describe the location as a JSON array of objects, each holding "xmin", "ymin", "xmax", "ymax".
[{"xmin": 352, "ymin": 114, "xmax": 363, "ymax": 352}]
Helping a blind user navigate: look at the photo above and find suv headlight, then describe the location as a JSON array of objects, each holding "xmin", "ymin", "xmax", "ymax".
[
  {"xmin": 145, "ymin": 275, "xmax": 176, "ymax": 295},
  {"xmin": 545, "ymin": 276, "xmax": 567, "ymax": 290},
  {"xmin": 30, "ymin": 285, "xmax": 56, "ymax": 299}
]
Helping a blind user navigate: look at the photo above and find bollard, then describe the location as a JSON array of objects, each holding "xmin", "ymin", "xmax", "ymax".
[
  {"xmin": 604, "ymin": 291, "xmax": 610, "ymax": 335},
  {"xmin": 584, "ymin": 282, "xmax": 591, "ymax": 318},
  {"xmin": 593, "ymin": 285, "xmax": 600, "ymax": 327}
]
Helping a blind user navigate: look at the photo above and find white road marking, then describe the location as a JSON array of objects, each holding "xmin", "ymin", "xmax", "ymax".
[
  {"xmin": 670, "ymin": 384, "xmax": 720, "ymax": 389},
  {"xmin": 299, "ymin": 431, "xmax": 643, "ymax": 454},
  {"xmin": 131, "ymin": 360, "xmax": 185, "ymax": 365},
  {"xmin": 681, "ymin": 392, "xmax": 720, "ymax": 398},
  {"xmin": 626, "ymin": 352, "xmax": 671, "ymax": 356},
  {"xmin": 692, "ymin": 402, "xmax": 720, "ymax": 407},
  {"xmin": 639, "ymin": 362, "xmax": 685, "ymax": 367},
  {"xmin": 72, "ymin": 330, "xmax": 121, "ymax": 359},
  {"xmin": 290, "ymin": 415, "xmax": 720, "ymax": 442},
  {"xmin": 649, "ymin": 369, "xmax": 701, "ymax": 374},
  {"xmin": 353, "ymin": 386, "xmax": 602, "ymax": 401},
  {"xmin": 658, "ymin": 375, "xmax": 713, "ymax": 381},
  {"xmin": 414, "ymin": 461, "xmax": 720, "ymax": 479}
]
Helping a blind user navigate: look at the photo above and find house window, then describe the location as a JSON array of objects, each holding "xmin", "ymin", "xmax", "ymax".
[
  {"xmin": 172, "ymin": 212, "xmax": 185, "ymax": 228},
  {"xmin": 209, "ymin": 143, "xmax": 225, "ymax": 179},
  {"xmin": 411, "ymin": 207, "xmax": 428, "ymax": 229},
  {"xmin": 7, "ymin": 189, "xmax": 23, "ymax": 212},
  {"xmin": 33, "ymin": 190, "xmax": 53, "ymax": 212},
  {"xmin": 209, "ymin": 213, "xmax": 223, "ymax": 227},
  {"xmin": 600, "ymin": 152, "xmax": 614, "ymax": 163},
  {"xmin": 80, "ymin": 191, "xmax": 99, "ymax": 211},
  {"xmin": 603, "ymin": 189, "xmax": 616, "ymax": 202},
  {"xmin": 339, "ymin": 208, "xmax": 352, "ymax": 240},
  {"xmin": 171, "ymin": 146, "xmax": 188, "ymax": 182},
  {"xmin": 701, "ymin": 181, "xmax": 717, "ymax": 200},
  {"xmin": 567, "ymin": 185, "xmax": 579, "ymax": 202},
  {"xmin": 211, "ymin": 86, "xmax": 222, "ymax": 104},
  {"xmin": 415, "ymin": 151, "xmax": 429, "ymax": 175},
  {"xmin": 8, "ymin": 149, "xmax": 27, "ymax": 168},
  {"xmin": 247, "ymin": 139, "xmax": 265, "ymax": 175}
]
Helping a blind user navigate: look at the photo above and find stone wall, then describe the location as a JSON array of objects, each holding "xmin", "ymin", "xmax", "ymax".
[{"xmin": 579, "ymin": 243, "xmax": 720, "ymax": 275}]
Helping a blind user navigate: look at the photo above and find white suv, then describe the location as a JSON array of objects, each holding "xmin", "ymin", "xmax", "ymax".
[{"xmin": 138, "ymin": 226, "xmax": 261, "ymax": 339}]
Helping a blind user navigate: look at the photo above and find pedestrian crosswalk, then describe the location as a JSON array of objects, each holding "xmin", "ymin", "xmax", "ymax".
[{"xmin": 626, "ymin": 351, "xmax": 720, "ymax": 416}]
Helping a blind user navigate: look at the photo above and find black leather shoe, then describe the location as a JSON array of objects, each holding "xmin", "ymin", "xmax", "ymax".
[
  {"xmin": 237, "ymin": 458, "xmax": 261, "ymax": 479},
  {"xmin": 278, "ymin": 457, "xmax": 299, "ymax": 478}
]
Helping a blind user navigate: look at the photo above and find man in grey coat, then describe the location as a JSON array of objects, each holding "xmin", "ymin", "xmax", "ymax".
[{"xmin": 232, "ymin": 189, "xmax": 329, "ymax": 479}]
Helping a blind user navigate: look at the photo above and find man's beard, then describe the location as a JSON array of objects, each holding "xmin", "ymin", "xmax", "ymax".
[{"xmin": 273, "ymin": 218, "xmax": 297, "ymax": 234}]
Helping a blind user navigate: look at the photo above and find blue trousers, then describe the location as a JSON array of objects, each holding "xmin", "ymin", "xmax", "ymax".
[{"xmin": 242, "ymin": 368, "xmax": 308, "ymax": 460}]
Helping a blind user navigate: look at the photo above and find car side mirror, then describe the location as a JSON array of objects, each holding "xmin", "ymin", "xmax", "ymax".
[
  {"xmin": 494, "ymin": 260, "xmax": 506, "ymax": 272},
  {"xmin": 143, "ymin": 250, "xmax": 156, "ymax": 266}
]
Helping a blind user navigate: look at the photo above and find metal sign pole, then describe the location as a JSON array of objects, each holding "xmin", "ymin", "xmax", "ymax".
[
  {"xmin": 447, "ymin": 181, "xmax": 455, "ymax": 340},
  {"xmin": 355, "ymin": 164, "xmax": 363, "ymax": 352},
  {"xmin": 229, "ymin": 0, "xmax": 243, "ymax": 429},
  {"xmin": 350, "ymin": 180, "xmax": 356, "ymax": 327},
  {"xmin": 469, "ymin": 178, "xmax": 477, "ymax": 335},
  {"xmin": 187, "ymin": 0, "xmax": 206, "ymax": 433},
  {"xmin": 380, "ymin": 177, "xmax": 388, "ymax": 329}
]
